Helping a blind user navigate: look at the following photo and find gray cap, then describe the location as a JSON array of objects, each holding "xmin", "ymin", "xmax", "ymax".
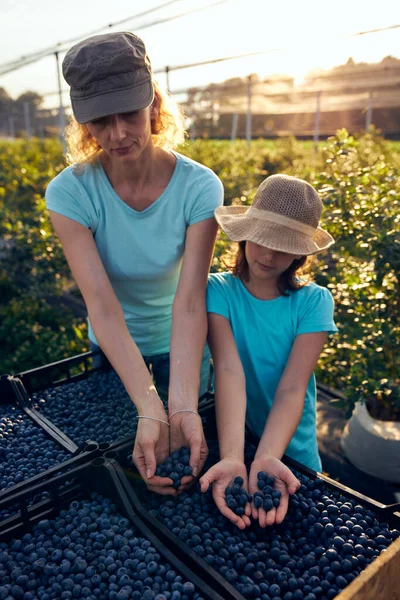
[{"xmin": 62, "ymin": 32, "xmax": 154, "ymax": 124}]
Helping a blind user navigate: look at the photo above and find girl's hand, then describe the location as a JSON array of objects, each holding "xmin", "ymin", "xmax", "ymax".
[
  {"xmin": 169, "ymin": 411, "xmax": 208, "ymax": 489},
  {"xmin": 132, "ymin": 405, "xmax": 177, "ymax": 495},
  {"xmin": 200, "ymin": 459, "xmax": 251, "ymax": 530},
  {"xmin": 249, "ymin": 454, "xmax": 300, "ymax": 527}
]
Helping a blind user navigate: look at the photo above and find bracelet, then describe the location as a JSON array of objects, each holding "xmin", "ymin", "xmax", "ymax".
[
  {"xmin": 136, "ymin": 415, "xmax": 170, "ymax": 427},
  {"xmin": 168, "ymin": 409, "xmax": 201, "ymax": 420}
]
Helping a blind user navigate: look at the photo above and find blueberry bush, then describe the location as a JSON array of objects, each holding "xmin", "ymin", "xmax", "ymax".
[
  {"xmin": 313, "ymin": 129, "xmax": 400, "ymax": 419},
  {"xmin": 0, "ymin": 139, "xmax": 87, "ymax": 374}
]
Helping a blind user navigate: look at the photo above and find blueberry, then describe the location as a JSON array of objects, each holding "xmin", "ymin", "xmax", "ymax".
[{"xmin": 254, "ymin": 496, "xmax": 263, "ymax": 509}]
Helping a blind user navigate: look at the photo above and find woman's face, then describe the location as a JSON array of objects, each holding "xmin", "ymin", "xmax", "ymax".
[
  {"xmin": 85, "ymin": 99, "xmax": 158, "ymax": 161},
  {"xmin": 245, "ymin": 241, "xmax": 300, "ymax": 281}
]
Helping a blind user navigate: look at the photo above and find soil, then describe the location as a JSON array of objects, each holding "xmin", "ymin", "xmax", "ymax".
[{"xmin": 366, "ymin": 398, "xmax": 400, "ymax": 422}]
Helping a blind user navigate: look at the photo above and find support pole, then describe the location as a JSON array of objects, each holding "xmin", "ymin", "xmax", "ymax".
[
  {"xmin": 165, "ymin": 66, "xmax": 170, "ymax": 93},
  {"xmin": 8, "ymin": 114, "xmax": 15, "ymax": 140},
  {"xmin": 23, "ymin": 102, "xmax": 31, "ymax": 138},
  {"xmin": 246, "ymin": 75, "xmax": 252, "ymax": 145},
  {"xmin": 55, "ymin": 52, "xmax": 66, "ymax": 150},
  {"xmin": 231, "ymin": 113, "xmax": 238, "ymax": 142},
  {"xmin": 365, "ymin": 91, "xmax": 373, "ymax": 131},
  {"xmin": 313, "ymin": 91, "xmax": 321, "ymax": 155}
]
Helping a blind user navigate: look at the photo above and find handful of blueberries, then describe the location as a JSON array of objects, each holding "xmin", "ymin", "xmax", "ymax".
[
  {"xmin": 225, "ymin": 472, "xmax": 282, "ymax": 516},
  {"xmin": 225, "ymin": 476, "xmax": 252, "ymax": 516},
  {"xmin": 154, "ymin": 447, "xmax": 193, "ymax": 489}
]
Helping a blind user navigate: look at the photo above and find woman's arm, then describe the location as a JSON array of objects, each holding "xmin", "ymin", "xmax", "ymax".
[
  {"xmin": 167, "ymin": 217, "xmax": 218, "ymax": 477},
  {"xmin": 49, "ymin": 212, "xmax": 172, "ymax": 491},
  {"xmin": 207, "ymin": 313, "xmax": 247, "ymax": 461},
  {"xmin": 249, "ymin": 331, "xmax": 328, "ymax": 526},
  {"xmin": 200, "ymin": 313, "xmax": 251, "ymax": 529}
]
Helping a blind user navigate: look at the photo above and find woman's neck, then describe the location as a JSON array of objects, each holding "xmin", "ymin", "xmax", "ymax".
[
  {"xmin": 99, "ymin": 144, "xmax": 176, "ymax": 211},
  {"xmin": 101, "ymin": 143, "xmax": 158, "ymax": 188}
]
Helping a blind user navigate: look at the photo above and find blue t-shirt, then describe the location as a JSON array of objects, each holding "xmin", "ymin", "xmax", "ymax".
[
  {"xmin": 206, "ymin": 272, "xmax": 338, "ymax": 471},
  {"xmin": 45, "ymin": 152, "xmax": 224, "ymax": 355}
]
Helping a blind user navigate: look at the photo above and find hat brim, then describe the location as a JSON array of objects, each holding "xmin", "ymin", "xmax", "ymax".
[
  {"xmin": 71, "ymin": 79, "xmax": 154, "ymax": 124},
  {"xmin": 215, "ymin": 205, "xmax": 334, "ymax": 256}
]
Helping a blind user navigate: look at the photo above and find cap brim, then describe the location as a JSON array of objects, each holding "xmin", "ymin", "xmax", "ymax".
[
  {"xmin": 71, "ymin": 79, "xmax": 154, "ymax": 124},
  {"xmin": 215, "ymin": 205, "xmax": 335, "ymax": 255}
]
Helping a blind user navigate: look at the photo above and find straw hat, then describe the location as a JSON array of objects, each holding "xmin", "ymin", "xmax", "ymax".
[{"xmin": 215, "ymin": 174, "xmax": 334, "ymax": 256}]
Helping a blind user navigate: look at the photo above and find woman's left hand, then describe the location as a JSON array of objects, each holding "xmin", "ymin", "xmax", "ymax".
[
  {"xmin": 169, "ymin": 411, "xmax": 208, "ymax": 487},
  {"xmin": 248, "ymin": 454, "xmax": 300, "ymax": 527}
]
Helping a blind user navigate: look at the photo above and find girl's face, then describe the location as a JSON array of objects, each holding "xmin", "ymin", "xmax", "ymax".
[
  {"xmin": 85, "ymin": 99, "xmax": 159, "ymax": 162},
  {"xmin": 245, "ymin": 241, "xmax": 300, "ymax": 281}
]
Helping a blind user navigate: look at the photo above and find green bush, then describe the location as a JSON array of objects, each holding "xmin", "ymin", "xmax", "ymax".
[
  {"xmin": 313, "ymin": 130, "xmax": 399, "ymax": 418},
  {"xmin": 0, "ymin": 133, "xmax": 399, "ymax": 422},
  {"xmin": 0, "ymin": 139, "xmax": 88, "ymax": 373}
]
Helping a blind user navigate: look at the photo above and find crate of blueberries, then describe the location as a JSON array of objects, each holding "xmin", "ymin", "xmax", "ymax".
[
  {"xmin": 0, "ymin": 455, "xmax": 229, "ymax": 600},
  {"xmin": 3, "ymin": 350, "xmax": 213, "ymax": 456},
  {"xmin": 101, "ymin": 431, "xmax": 400, "ymax": 600},
  {"xmin": 2, "ymin": 350, "xmax": 143, "ymax": 449},
  {"xmin": 2, "ymin": 352, "xmax": 400, "ymax": 600},
  {"xmin": 0, "ymin": 353, "xmax": 116, "ymax": 508}
]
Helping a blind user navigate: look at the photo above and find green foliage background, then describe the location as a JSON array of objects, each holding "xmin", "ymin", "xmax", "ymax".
[{"xmin": 0, "ymin": 132, "xmax": 399, "ymax": 417}]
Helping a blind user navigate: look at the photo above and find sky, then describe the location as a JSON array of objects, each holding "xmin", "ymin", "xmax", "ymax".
[{"xmin": 1, "ymin": 0, "xmax": 400, "ymax": 110}]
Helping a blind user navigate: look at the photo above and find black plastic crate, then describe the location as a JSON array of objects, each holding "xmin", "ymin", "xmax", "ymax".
[
  {"xmin": 103, "ymin": 447, "xmax": 246, "ymax": 600},
  {"xmin": 6, "ymin": 351, "xmax": 143, "ymax": 450},
  {"xmin": 14, "ymin": 350, "xmax": 101, "ymax": 396},
  {"xmin": 0, "ymin": 440, "xmax": 104, "ymax": 502},
  {"xmin": 106, "ymin": 433, "xmax": 400, "ymax": 600},
  {"xmin": 0, "ymin": 372, "xmax": 115, "ymax": 521},
  {"xmin": 0, "ymin": 375, "xmax": 81, "ymax": 511},
  {"xmin": 0, "ymin": 456, "xmax": 226, "ymax": 600},
  {"xmin": 0, "ymin": 374, "xmax": 79, "ymax": 455},
  {"xmin": 6, "ymin": 350, "xmax": 214, "ymax": 453}
]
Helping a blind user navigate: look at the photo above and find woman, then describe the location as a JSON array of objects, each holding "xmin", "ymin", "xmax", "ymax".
[{"xmin": 45, "ymin": 31, "xmax": 223, "ymax": 493}]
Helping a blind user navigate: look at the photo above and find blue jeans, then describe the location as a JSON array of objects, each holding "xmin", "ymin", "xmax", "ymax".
[{"xmin": 90, "ymin": 342, "xmax": 212, "ymax": 401}]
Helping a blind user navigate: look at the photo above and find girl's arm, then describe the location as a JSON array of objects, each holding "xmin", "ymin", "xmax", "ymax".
[
  {"xmin": 167, "ymin": 217, "xmax": 218, "ymax": 479},
  {"xmin": 250, "ymin": 331, "xmax": 328, "ymax": 526},
  {"xmin": 49, "ymin": 212, "xmax": 172, "ymax": 493},
  {"xmin": 199, "ymin": 313, "xmax": 251, "ymax": 529}
]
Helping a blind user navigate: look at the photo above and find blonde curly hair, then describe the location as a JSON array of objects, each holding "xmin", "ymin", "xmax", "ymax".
[{"xmin": 65, "ymin": 79, "xmax": 185, "ymax": 164}]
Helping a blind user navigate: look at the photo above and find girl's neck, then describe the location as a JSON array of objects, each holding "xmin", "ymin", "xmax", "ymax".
[{"xmin": 243, "ymin": 273, "xmax": 282, "ymax": 300}]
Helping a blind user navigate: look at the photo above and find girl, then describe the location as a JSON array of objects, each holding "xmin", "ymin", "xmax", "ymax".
[
  {"xmin": 45, "ymin": 32, "xmax": 223, "ymax": 494},
  {"xmin": 200, "ymin": 174, "xmax": 337, "ymax": 528}
]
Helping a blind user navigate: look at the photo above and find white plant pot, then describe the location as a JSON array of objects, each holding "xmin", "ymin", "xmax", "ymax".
[{"xmin": 341, "ymin": 401, "xmax": 400, "ymax": 484}]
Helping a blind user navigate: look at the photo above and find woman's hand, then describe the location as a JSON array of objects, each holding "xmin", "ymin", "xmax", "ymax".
[
  {"xmin": 248, "ymin": 454, "xmax": 300, "ymax": 527},
  {"xmin": 132, "ymin": 404, "xmax": 177, "ymax": 495},
  {"xmin": 169, "ymin": 411, "xmax": 208, "ymax": 489},
  {"xmin": 199, "ymin": 459, "xmax": 251, "ymax": 530}
]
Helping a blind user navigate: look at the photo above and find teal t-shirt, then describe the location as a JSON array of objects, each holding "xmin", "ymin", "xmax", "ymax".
[
  {"xmin": 206, "ymin": 272, "xmax": 338, "ymax": 471},
  {"xmin": 45, "ymin": 152, "xmax": 224, "ymax": 355}
]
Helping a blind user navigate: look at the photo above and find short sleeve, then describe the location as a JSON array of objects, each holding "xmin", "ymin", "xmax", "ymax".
[
  {"xmin": 188, "ymin": 173, "xmax": 224, "ymax": 226},
  {"xmin": 206, "ymin": 274, "xmax": 230, "ymax": 320},
  {"xmin": 296, "ymin": 285, "xmax": 338, "ymax": 336},
  {"xmin": 45, "ymin": 167, "xmax": 95, "ymax": 230}
]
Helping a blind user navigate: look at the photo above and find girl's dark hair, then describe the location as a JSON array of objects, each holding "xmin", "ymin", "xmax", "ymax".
[{"xmin": 231, "ymin": 241, "xmax": 312, "ymax": 295}]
